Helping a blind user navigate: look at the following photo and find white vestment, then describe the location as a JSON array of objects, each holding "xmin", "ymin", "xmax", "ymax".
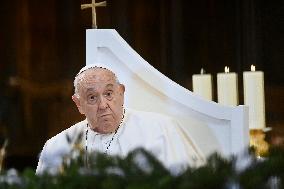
[{"xmin": 36, "ymin": 108, "xmax": 204, "ymax": 174}]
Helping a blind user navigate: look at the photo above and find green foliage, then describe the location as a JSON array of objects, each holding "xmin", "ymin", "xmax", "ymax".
[
  {"xmin": 0, "ymin": 147, "xmax": 284, "ymax": 189},
  {"xmin": 176, "ymin": 153, "xmax": 236, "ymax": 189}
]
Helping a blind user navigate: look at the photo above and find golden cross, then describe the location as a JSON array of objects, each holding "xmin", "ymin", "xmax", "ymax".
[{"xmin": 81, "ymin": 0, "xmax": 107, "ymax": 29}]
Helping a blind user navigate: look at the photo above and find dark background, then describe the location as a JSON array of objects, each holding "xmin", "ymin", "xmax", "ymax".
[{"xmin": 0, "ymin": 0, "xmax": 283, "ymax": 170}]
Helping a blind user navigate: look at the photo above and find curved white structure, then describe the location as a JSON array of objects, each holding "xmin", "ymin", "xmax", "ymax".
[{"xmin": 86, "ymin": 29, "xmax": 249, "ymax": 157}]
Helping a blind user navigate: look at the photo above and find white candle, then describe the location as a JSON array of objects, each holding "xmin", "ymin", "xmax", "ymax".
[
  {"xmin": 217, "ymin": 66, "xmax": 239, "ymax": 106},
  {"xmin": 192, "ymin": 68, "xmax": 213, "ymax": 101},
  {"xmin": 243, "ymin": 65, "xmax": 266, "ymax": 129}
]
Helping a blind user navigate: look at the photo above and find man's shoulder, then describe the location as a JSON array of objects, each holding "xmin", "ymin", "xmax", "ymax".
[
  {"xmin": 127, "ymin": 108, "xmax": 175, "ymax": 124},
  {"xmin": 45, "ymin": 119, "xmax": 87, "ymax": 146},
  {"xmin": 120, "ymin": 109, "xmax": 184, "ymax": 155},
  {"xmin": 126, "ymin": 108, "xmax": 178, "ymax": 131}
]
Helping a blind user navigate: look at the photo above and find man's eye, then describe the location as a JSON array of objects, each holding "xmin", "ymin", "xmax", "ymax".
[
  {"xmin": 104, "ymin": 91, "xmax": 113, "ymax": 99},
  {"xmin": 89, "ymin": 95, "xmax": 97, "ymax": 101}
]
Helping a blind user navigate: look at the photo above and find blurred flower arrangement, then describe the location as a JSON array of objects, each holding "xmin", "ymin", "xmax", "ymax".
[{"xmin": 0, "ymin": 134, "xmax": 283, "ymax": 189}]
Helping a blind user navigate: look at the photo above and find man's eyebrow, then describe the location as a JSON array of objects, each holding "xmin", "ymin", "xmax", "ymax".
[
  {"xmin": 85, "ymin": 84, "xmax": 114, "ymax": 93},
  {"xmin": 86, "ymin": 88, "xmax": 97, "ymax": 93},
  {"xmin": 105, "ymin": 84, "xmax": 114, "ymax": 88}
]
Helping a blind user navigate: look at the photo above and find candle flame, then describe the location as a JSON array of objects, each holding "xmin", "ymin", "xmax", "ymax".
[
  {"xmin": 200, "ymin": 68, "xmax": 205, "ymax": 74},
  {"xmin": 251, "ymin": 65, "xmax": 256, "ymax": 71},
  {"xmin": 225, "ymin": 66, "xmax": 230, "ymax": 73}
]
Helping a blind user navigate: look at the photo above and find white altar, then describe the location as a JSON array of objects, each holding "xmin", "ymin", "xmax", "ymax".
[{"xmin": 85, "ymin": 29, "xmax": 249, "ymax": 158}]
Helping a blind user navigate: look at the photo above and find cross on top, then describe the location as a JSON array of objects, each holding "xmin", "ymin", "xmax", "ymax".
[{"xmin": 81, "ymin": 0, "xmax": 107, "ymax": 29}]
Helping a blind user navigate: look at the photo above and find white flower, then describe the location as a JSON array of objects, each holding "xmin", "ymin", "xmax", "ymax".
[{"xmin": 0, "ymin": 168, "xmax": 22, "ymax": 185}]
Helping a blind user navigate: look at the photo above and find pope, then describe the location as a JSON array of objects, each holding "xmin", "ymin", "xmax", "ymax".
[{"xmin": 36, "ymin": 64, "xmax": 204, "ymax": 174}]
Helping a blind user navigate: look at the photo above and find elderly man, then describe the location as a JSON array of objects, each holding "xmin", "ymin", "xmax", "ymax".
[{"xmin": 36, "ymin": 64, "xmax": 204, "ymax": 174}]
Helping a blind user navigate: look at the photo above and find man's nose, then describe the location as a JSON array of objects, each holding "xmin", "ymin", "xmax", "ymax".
[{"xmin": 98, "ymin": 96, "xmax": 108, "ymax": 109}]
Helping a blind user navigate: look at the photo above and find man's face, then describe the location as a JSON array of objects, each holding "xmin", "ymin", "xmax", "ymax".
[{"xmin": 72, "ymin": 68, "xmax": 125, "ymax": 134}]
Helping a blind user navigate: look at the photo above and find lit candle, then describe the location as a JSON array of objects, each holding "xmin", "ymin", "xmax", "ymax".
[
  {"xmin": 243, "ymin": 65, "xmax": 266, "ymax": 129},
  {"xmin": 217, "ymin": 66, "xmax": 239, "ymax": 106},
  {"xmin": 192, "ymin": 68, "xmax": 213, "ymax": 101}
]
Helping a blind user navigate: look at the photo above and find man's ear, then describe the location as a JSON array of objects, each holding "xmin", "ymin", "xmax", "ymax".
[
  {"xmin": 119, "ymin": 84, "xmax": 125, "ymax": 95},
  {"xmin": 72, "ymin": 95, "xmax": 85, "ymax": 115}
]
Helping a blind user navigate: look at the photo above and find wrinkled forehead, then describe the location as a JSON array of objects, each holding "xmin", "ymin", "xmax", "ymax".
[
  {"xmin": 84, "ymin": 68, "xmax": 115, "ymax": 81},
  {"xmin": 77, "ymin": 68, "xmax": 117, "ymax": 90}
]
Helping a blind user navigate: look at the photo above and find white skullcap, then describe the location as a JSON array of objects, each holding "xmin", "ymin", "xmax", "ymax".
[
  {"xmin": 76, "ymin": 63, "xmax": 115, "ymax": 76},
  {"xmin": 73, "ymin": 62, "xmax": 120, "ymax": 95}
]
